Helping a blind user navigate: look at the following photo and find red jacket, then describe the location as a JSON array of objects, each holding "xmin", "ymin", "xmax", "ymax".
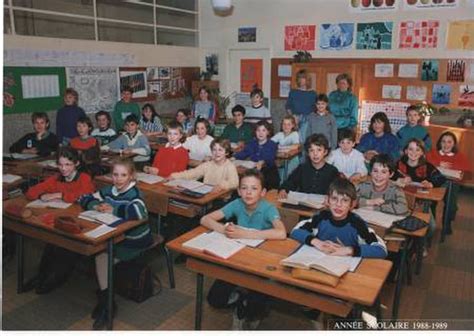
[
  {"xmin": 152, "ymin": 144, "xmax": 189, "ymax": 178},
  {"xmin": 426, "ymin": 150, "xmax": 470, "ymax": 172},
  {"xmin": 70, "ymin": 136, "xmax": 97, "ymax": 151},
  {"xmin": 26, "ymin": 172, "xmax": 95, "ymax": 203}
]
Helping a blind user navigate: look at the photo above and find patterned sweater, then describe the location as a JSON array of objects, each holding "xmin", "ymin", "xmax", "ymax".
[
  {"xmin": 103, "ymin": 130, "xmax": 151, "ymax": 162},
  {"xmin": 291, "ymin": 210, "xmax": 387, "ymax": 258}
]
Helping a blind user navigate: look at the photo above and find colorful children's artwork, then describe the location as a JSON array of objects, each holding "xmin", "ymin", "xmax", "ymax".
[
  {"xmin": 240, "ymin": 59, "xmax": 263, "ymax": 93},
  {"xmin": 446, "ymin": 60, "xmax": 466, "ymax": 82},
  {"xmin": 375, "ymin": 63, "xmax": 394, "ymax": 77},
  {"xmin": 403, "ymin": 0, "xmax": 458, "ymax": 10},
  {"xmin": 399, "ymin": 20, "xmax": 439, "ymax": 49},
  {"xmin": 447, "ymin": 20, "xmax": 474, "ymax": 50},
  {"xmin": 350, "ymin": 0, "xmax": 398, "ymax": 12},
  {"xmin": 398, "ymin": 64, "xmax": 418, "ymax": 78},
  {"xmin": 382, "ymin": 85, "xmax": 402, "ymax": 99},
  {"xmin": 238, "ymin": 27, "xmax": 257, "ymax": 43},
  {"xmin": 432, "ymin": 84, "xmax": 451, "ymax": 105},
  {"xmin": 356, "ymin": 22, "xmax": 393, "ymax": 50},
  {"xmin": 406, "ymin": 86, "xmax": 427, "ymax": 101},
  {"xmin": 421, "ymin": 60, "xmax": 439, "ymax": 81},
  {"xmin": 319, "ymin": 23, "xmax": 354, "ymax": 50},
  {"xmin": 459, "ymin": 85, "xmax": 474, "ymax": 107},
  {"xmin": 284, "ymin": 25, "xmax": 316, "ymax": 51}
]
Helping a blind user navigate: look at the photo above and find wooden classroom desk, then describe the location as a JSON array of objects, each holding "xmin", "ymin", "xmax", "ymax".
[
  {"xmin": 3, "ymin": 156, "xmax": 48, "ymax": 180},
  {"xmin": 167, "ymin": 226, "xmax": 392, "ymax": 329},
  {"xmin": 3, "ymin": 196, "xmax": 146, "ymax": 330},
  {"xmin": 94, "ymin": 175, "xmax": 230, "ymax": 218},
  {"xmin": 100, "ymin": 150, "xmax": 137, "ymax": 168},
  {"xmin": 3, "ymin": 176, "xmax": 25, "ymax": 200},
  {"xmin": 265, "ymin": 188, "xmax": 429, "ymax": 321}
]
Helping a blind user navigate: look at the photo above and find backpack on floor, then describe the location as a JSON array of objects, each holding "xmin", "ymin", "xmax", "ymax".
[{"xmin": 115, "ymin": 261, "xmax": 162, "ymax": 303}]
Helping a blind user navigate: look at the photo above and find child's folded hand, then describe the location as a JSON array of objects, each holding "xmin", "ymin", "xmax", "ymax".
[
  {"xmin": 439, "ymin": 161, "xmax": 452, "ymax": 169},
  {"xmin": 278, "ymin": 190, "xmax": 288, "ymax": 199},
  {"xmin": 421, "ymin": 180, "xmax": 433, "ymax": 189},
  {"xmin": 328, "ymin": 246, "xmax": 354, "ymax": 257},
  {"xmin": 370, "ymin": 198, "xmax": 385, "ymax": 206},
  {"xmin": 224, "ymin": 222, "xmax": 246, "ymax": 239}
]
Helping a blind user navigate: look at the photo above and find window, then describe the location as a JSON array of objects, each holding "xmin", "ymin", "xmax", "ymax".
[{"xmin": 5, "ymin": 0, "xmax": 198, "ymax": 47}]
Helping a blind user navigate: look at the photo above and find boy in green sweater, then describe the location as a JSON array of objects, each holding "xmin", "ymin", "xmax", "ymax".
[{"xmin": 113, "ymin": 86, "xmax": 141, "ymax": 131}]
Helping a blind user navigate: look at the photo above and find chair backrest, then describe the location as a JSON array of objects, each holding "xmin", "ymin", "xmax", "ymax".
[{"xmin": 279, "ymin": 208, "xmax": 301, "ymax": 233}]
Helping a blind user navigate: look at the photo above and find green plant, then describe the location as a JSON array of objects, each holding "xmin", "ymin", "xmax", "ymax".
[
  {"xmin": 291, "ymin": 50, "xmax": 312, "ymax": 63},
  {"xmin": 414, "ymin": 101, "xmax": 437, "ymax": 117},
  {"xmin": 209, "ymin": 88, "xmax": 235, "ymax": 119}
]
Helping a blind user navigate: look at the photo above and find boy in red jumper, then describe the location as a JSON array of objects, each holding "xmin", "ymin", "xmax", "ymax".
[
  {"xmin": 70, "ymin": 116, "xmax": 101, "ymax": 176},
  {"xmin": 24, "ymin": 147, "xmax": 95, "ymax": 294},
  {"xmin": 144, "ymin": 121, "xmax": 189, "ymax": 177}
]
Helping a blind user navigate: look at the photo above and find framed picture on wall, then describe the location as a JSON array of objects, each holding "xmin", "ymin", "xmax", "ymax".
[{"xmin": 119, "ymin": 67, "xmax": 149, "ymax": 100}]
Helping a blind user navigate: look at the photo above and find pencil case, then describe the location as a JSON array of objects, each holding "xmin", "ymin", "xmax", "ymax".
[{"xmin": 291, "ymin": 268, "xmax": 340, "ymax": 287}]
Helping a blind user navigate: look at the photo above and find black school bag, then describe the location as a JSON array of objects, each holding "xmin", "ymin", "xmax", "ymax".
[
  {"xmin": 393, "ymin": 215, "xmax": 428, "ymax": 232},
  {"xmin": 115, "ymin": 261, "xmax": 162, "ymax": 303}
]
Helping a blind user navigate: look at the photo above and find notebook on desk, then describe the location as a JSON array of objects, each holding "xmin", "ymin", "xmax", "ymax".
[
  {"xmin": 353, "ymin": 207, "xmax": 405, "ymax": 229},
  {"xmin": 166, "ymin": 179, "xmax": 214, "ymax": 198},
  {"xmin": 279, "ymin": 191, "xmax": 326, "ymax": 210}
]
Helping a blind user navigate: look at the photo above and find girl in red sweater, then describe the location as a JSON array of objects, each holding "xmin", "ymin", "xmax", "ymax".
[
  {"xmin": 144, "ymin": 121, "xmax": 189, "ymax": 177},
  {"xmin": 427, "ymin": 131, "xmax": 470, "ymax": 230},
  {"xmin": 24, "ymin": 147, "xmax": 95, "ymax": 294}
]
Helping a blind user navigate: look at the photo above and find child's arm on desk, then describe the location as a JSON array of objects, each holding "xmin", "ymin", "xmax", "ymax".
[
  {"xmin": 200, "ymin": 210, "xmax": 227, "ymax": 234},
  {"xmin": 225, "ymin": 219, "xmax": 286, "ymax": 240}
]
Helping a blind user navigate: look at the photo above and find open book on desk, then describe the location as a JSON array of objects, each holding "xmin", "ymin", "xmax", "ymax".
[
  {"xmin": 26, "ymin": 199, "xmax": 72, "ymax": 209},
  {"xmin": 353, "ymin": 207, "xmax": 405, "ymax": 229},
  {"xmin": 79, "ymin": 210, "xmax": 122, "ymax": 226},
  {"xmin": 38, "ymin": 160, "xmax": 58, "ymax": 168},
  {"xmin": 165, "ymin": 179, "xmax": 214, "ymax": 197},
  {"xmin": 437, "ymin": 167, "xmax": 463, "ymax": 180},
  {"xmin": 183, "ymin": 231, "xmax": 246, "ymax": 259},
  {"xmin": 135, "ymin": 172, "xmax": 164, "ymax": 184},
  {"xmin": 233, "ymin": 160, "xmax": 257, "ymax": 169},
  {"xmin": 279, "ymin": 191, "xmax": 326, "ymax": 210},
  {"xmin": 280, "ymin": 245, "xmax": 361, "ymax": 277}
]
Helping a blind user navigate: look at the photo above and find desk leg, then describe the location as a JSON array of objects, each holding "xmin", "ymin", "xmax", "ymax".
[
  {"xmin": 195, "ymin": 273, "xmax": 203, "ymax": 330},
  {"xmin": 441, "ymin": 180, "xmax": 453, "ymax": 243},
  {"xmin": 392, "ymin": 239, "xmax": 407, "ymax": 321},
  {"xmin": 415, "ymin": 237, "xmax": 424, "ymax": 275},
  {"xmin": 16, "ymin": 234, "xmax": 24, "ymax": 294},
  {"xmin": 107, "ymin": 239, "xmax": 114, "ymax": 330}
]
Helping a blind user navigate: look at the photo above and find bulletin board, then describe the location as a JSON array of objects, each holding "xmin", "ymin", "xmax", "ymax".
[{"xmin": 3, "ymin": 67, "xmax": 67, "ymax": 114}]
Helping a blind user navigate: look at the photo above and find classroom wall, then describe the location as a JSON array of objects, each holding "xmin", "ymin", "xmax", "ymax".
[
  {"xmin": 3, "ymin": 34, "xmax": 199, "ymax": 152},
  {"xmin": 4, "ymin": 35, "xmax": 199, "ymax": 67},
  {"xmin": 199, "ymin": 0, "xmax": 473, "ymax": 97}
]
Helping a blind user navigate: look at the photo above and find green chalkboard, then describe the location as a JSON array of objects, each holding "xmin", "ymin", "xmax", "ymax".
[{"xmin": 3, "ymin": 67, "xmax": 67, "ymax": 114}]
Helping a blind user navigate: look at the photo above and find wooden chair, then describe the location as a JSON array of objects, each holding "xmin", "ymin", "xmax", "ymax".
[{"xmin": 142, "ymin": 194, "xmax": 175, "ymax": 289}]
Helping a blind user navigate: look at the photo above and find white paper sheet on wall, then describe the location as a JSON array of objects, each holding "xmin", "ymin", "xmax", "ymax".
[
  {"xmin": 278, "ymin": 64, "xmax": 292, "ymax": 77},
  {"xmin": 398, "ymin": 64, "xmax": 418, "ymax": 78},
  {"xmin": 406, "ymin": 86, "xmax": 427, "ymax": 101},
  {"xmin": 382, "ymin": 85, "xmax": 401, "ymax": 99},
  {"xmin": 374, "ymin": 63, "xmax": 394, "ymax": 77},
  {"xmin": 21, "ymin": 75, "xmax": 60, "ymax": 99},
  {"xmin": 279, "ymin": 80, "xmax": 291, "ymax": 98}
]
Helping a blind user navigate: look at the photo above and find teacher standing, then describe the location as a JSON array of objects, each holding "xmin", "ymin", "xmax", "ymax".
[
  {"xmin": 286, "ymin": 70, "xmax": 317, "ymax": 144},
  {"xmin": 328, "ymin": 73, "xmax": 359, "ymax": 139}
]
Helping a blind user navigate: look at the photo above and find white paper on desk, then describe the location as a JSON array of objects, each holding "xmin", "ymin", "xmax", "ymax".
[
  {"xmin": 26, "ymin": 199, "xmax": 72, "ymax": 209},
  {"xmin": 9, "ymin": 153, "xmax": 39, "ymax": 160},
  {"xmin": 3, "ymin": 174, "xmax": 22, "ymax": 183},
  {"xmin": 165, "ymin": 179, "xmax": 203, "ymax": 190},
  {"xmin": 79, "ymin": 210, "xmax": 121, "ymax": 225},
  {"xmin": 84, "ymin": 224, "xmax": 116, "ymax": 239},
  {"xmin": 353, "ymin": 207, "xmax": 405, "ymax": 229},
  {"xmin": 233, "ymin": 160, "xmax": 257, "ymax": 169},
  {"xmin": 437, "ymin": 167, "xmax": 462, "ymax": 180},
  {"xmin": 136, "ymin": 172, "xmax": 164, "ymax": 184},
  {"xmin": 193, "ymin": 184, "xmax": 214, "ymax": 195},
  {"xmin": 233, "ymin": 227, "xmax": 265, "ymax": 247},
  {"xmin": 38, "ymin": 160, "xmax": 58, "ymax": 168}
]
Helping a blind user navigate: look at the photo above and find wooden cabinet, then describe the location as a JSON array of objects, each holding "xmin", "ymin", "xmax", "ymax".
[{"xmin": 291, "ymin": 62, "xmax": 362, "ymax": 96}]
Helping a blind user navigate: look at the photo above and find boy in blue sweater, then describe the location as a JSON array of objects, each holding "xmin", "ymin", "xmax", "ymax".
[
  {"xmin": 291, "ymin": 177, "xmax": 387, "ymax": 259},
  {"xmin": 396, "ymin": 105, "xmax": 432, "ymax": 153}
]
